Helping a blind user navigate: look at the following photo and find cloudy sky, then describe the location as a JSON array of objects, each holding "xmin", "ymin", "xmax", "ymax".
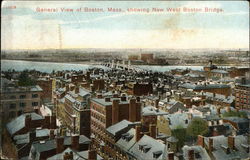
[{"xmin": 1, "ymin": 1, "xmax": 249, "ymax": 50}]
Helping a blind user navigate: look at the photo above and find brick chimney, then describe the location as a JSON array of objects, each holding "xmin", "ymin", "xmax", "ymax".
[
  {"xmin": 155, "ymin": 99, "xmax": 159, "ymax": 108},
  {"xmin": 75, "ymin": 86, "xmax": 79, "ymax": 94},
  {"xmin": 129, "ymin": 98, "xmax": 136, "ymax": 122},
  {"xmin": 50, "ymin": 129, "xmax": 55, "ymax": 139},
  {"xmin": 66, "ymin": 85, "xmax": 69, "ymax": 92},
  {"xmin": 136, "ymin": 96, "xmax": 140, "ymax": 102},
  {"xmin": 149, "ymin": 124, "xmax": 156, "ymax": 139},
  {"xmin": 88, "ymin": 150, "xmax": 97, "ymax": 160},
  {"xmin": 168, "ymin": 152, "xmax": 174, "ymax": 160},
  {"xmin": 112, "ymin": 99, "xmax": 120, "ymax": 124},
  {"xmin": 228, "ymin": 136, "xmax": 235, "ymax": 150},
  {"xmin": 188, "ymin": 149, "xmax": 194, "ymax": 160},
  {"xmin": 43, "ymin": 116, "xmax": 50, "ymax": 129},
  {"xmin": 50, "ymin": 115, "xmax": 56, "ymax": 129},
  {"xmin": 197, "ymin": 135, "xmax": 204, "ymax": 147},
  {"xmin": 63, "ymin": 152, "xmax": 73, "ymax": 160},
  {"xmin": 56, "ymin": 136, "xmax": 65, "ymax": 153},
  {"xmin": 71, "ymin": 135, "xmax": 80, "ymax": 151},
  {"xmin": 135, "ymin": 125, "xmax": 142, "ymax": 142},
  {"xmin": 25, "ymin": 114, "xmax": 31, "ymax": 130},
  {"xmin": 208, "ymin": 138, "xmax": 213, "ymax": 152},
  {"xmin": 97, "ymin": 93, "xmax": 102, "ymax": 99},
  {"xmin": 105, "ymin": 97, "xmax": 111, "ymax": 102},
  {"xmin": 29, "ymin": 131, "xmax": 36, "ymax": 141}
]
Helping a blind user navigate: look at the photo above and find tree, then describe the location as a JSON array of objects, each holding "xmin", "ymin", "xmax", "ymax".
[
  {"xmin": 18, "ymin": 70, "xmax": 36, "ymax": 86},
  {"xmin": 171, "ymin": 125, "xmax": 187, "ymax": 148},
  {"xmin": 222, "ymin": 111, "xmax": 247, "ymax": 118},
  {"xmin": 187, "ymin": 118, "xmax": 208, "ymax": 138}
]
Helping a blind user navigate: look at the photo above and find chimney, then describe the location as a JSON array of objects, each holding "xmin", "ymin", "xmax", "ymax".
[
  {"xmin": 112, "ymin": 99, "xmax": 120, "ymax": 124},
  {"xmin": 208, "ymin": 138, "xmax": 213, "ymax": 152},
  {"xmin": 50, "ymin": 129, "xmax": 55, "ymax": 139},
  {"xmin": 34, "ymin": 108, "xmax": 39, "ymax": 114},
  {"xmin": 121, "ymin": 96, "xmax": 126, "ymax": 101},
  {"xmin": 75, "ymin": 86, "xmax": 79, "ymax": 94},
  {"xmin": 168, "ymin": 152, "xmax": 174, "ymax": 160},
  {"xmin": 155, "ymin": 99, "xmax": 159, "ymax": 108},
  {"xmin": 135, "ymin": 125, "xmax": 142, "ymax": 142},
  {"xmin": 88, "ymin": 150, "xmax": 97, "ymax": 160},
  {"xmin": 113, "ymin": 93, "xmax": 119, "ymax": 98},
  {"xmin": 136, "ymin": 96, "xmax": 140, "ymax": 102},
  {"xmin": 188, "ymin": 149, "xmax": 194, "ymax": 160},
  {"xmin": 105, "ymin": 97, "xmax": 111, "ymax": 102},
  {"xmin": 71, "ymin": 135, "xmax": 80, "ymax": 151},
  {"xmin": 50, "ymin": 115, "xmax": 56, "ymax": 129},
  {"xmin": 97, "ymin": 93, "xmax": 102, "ymax": 99},
  {"xmin": 197, "ymin": 135, "xmax": 204, "ymax": 147},
  {"xmin": 66, "ymin": 85, "xmax": 69, "ymax": 92},
  {"xmin": 149, "ymin": 124, "xmax": 156, "ymax": 139},
  {"xmin": 56, "ymin": 136, "xmax": 65, "ymax": 153},
  {"xmin": 29, "ymin": 131, "xmax": 36, "ymax": 141},
  {"xmin": 228, "ymin": 136, "xmax": 235, "ymax": 150},
  {"xmin": 43, "ymin": 116, "xmax": 50, "ymax": 129},
  {"xmin": 217, "ymin": 108, "xmax": 221, "ymax": 115},
  {"xmin": 25, "ymin": 115, "xmax": 31, "ymax": 130},
  {"xmin": 129, "ymin": 98, "xmax": 136, "ymax": 122},
  {"xmin": 63, "ymin": 152, "xmax": 73, "ymax": 160}
]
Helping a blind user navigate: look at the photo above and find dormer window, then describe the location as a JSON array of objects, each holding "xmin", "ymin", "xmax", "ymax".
[
  {"xmin": 153, "ymin": 151, "xmax": 162, "ymax": 159},
  {"xmin": 143, "ymin": 145, "xmax": 151, "ymax": 153}
]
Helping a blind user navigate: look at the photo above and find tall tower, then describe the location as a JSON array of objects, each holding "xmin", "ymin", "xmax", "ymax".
[{"xmin": 58, "ymin": 24, "xmax": 62, "ymax": 50}]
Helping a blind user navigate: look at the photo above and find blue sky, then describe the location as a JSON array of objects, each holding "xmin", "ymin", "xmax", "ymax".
[{"xmin": 1, "ymin": 1, "xmax": 249, "ymax": 49}]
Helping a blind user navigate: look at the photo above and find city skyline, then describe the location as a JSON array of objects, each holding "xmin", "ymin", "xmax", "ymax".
[{"xmin": 1, "ymin": 1, "xmax": 249, "ymax": 50}]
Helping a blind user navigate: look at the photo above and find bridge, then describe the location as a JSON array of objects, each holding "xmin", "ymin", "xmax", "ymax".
[{"xmin": 100, "ymin": 60, "xmax": 146, "ymax": 72}]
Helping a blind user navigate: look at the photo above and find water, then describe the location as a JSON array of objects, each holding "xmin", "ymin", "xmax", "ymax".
[
  {"xmin": 1, "ymin": 60, "xmax": 109, "ymax": 73},
  {"xmin": 1, "ymin": 60, "xmax": 232, "ymax": 73}
]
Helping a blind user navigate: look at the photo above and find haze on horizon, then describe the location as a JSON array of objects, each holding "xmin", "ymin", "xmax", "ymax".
[{"xmin": 1, "ymin": 1, "xmax": 249, "ymax": 50}]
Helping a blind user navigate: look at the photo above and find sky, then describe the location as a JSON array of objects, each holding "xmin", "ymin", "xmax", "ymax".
[{"xmin": 1, "ymin": 1, "xmax": 249, "ymax": 50}]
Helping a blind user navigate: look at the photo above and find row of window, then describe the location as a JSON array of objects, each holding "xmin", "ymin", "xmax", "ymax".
[
  {"xmin": 9, "ymin": 94, "xmax": 39, "ymax": 99},
  {"xmin": 9, "ymin": 102, "xmax": 39, "ymax": 109}
]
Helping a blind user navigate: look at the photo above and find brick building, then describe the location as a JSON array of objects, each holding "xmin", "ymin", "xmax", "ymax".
[
  {"xmin": 37, "ymin": 77, "xmax": 53, "ymax": 103},
  {"xmin": 1, "ymin": 81, "xmax": 43, "ymax": 122},
  {"xmin": 234, "ymin": 82, "xmax": 250, "ymax": 109},
  {"xmin": 141, "ymin": 53, "xmax": 154, "ymax": 63}
]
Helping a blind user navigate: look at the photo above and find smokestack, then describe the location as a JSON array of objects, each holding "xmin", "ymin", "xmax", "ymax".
[
  {"xmin": 135, "ymin": 125, "xmax": 142, "ymax": 142},
  {"xmin": 112, "ymin": 99, "xmax": 120, "ymax": 124},
  {"xmin": 71, "ymin": 135, "xmax": 80, "ymax": 151},
  {"xmin": 56, "ymin": 136, "xmax": 65, "ymax": 153}
]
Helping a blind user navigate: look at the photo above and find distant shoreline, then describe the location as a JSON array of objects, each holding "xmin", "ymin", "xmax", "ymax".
[{"xmin": 1, "ymin": 58, "xmax": 249, "ymax": 67}]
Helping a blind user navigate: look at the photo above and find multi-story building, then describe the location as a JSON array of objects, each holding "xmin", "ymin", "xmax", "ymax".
[
  {"xmin": 235, "ymin": 80, "xmax": 250, "ymax": 109},
  {"xmin": 37, "ymin": 77, "xmax": 53, "ymax": 103},
  {"xmin": 1, "ymin": 78, "xmax": 43, "ymax": 122},
  {"xmin": 56, "ymin": 85, "xmax": 91, "ymax": 137},
  {"xmin": 90, "ymin": 94, "xmax": 141, "ymax": 155}
]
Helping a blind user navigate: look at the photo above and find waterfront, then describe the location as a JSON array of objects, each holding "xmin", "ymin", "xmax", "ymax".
[{"xmin": 1, "ymin": 60, "xmax": 208, "ymax": 73}]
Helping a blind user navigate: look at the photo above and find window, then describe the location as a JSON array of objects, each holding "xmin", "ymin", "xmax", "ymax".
[
  {"xmin": 9, "ymin": 103, "xmax": 16, "ymax": 109},
  {"xmin": 32, "ymin": 94, "xmax": 38, "ymax": 98},
  {"xmin": 32, "ymin": 102, "xmax": 39, "ymax": 106},
  {"xmin": 185, "ymin": 119, "xmax": 188, "ymax": 124},
  {"xmin": 9, "ymin": 111, "xmax": 16, "ymax": 118},
  {"xmin": 10, "ymin": 95, "xmax": 16, "ymax": 99},
  {"xmin": 20, "ymin": 102, "xmax": 26, "ymax": 108},
  {"xmin": 20, "ymin": 95, "xmax": 26, "ymax": 99}
]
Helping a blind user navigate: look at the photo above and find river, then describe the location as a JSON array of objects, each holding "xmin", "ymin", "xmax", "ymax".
[{"xmin": 1, "ymin": 60, "xmax": 208, "ymax": 73}]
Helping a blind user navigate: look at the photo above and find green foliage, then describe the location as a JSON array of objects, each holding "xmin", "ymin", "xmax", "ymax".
[
  {"xmin": 18, "ymin": 70, "xmax": 36, "ymax": 86},
  {"xmin": 222, "ymin": 111, "xmax": 247, "ymax": 118},
  {"xmin": 187, "ymin": 118, "xmax": 208, "ymax": 138},
  {"xmin": 171, "ymin": 127, "xmax": 187, "ymax": 148}
]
